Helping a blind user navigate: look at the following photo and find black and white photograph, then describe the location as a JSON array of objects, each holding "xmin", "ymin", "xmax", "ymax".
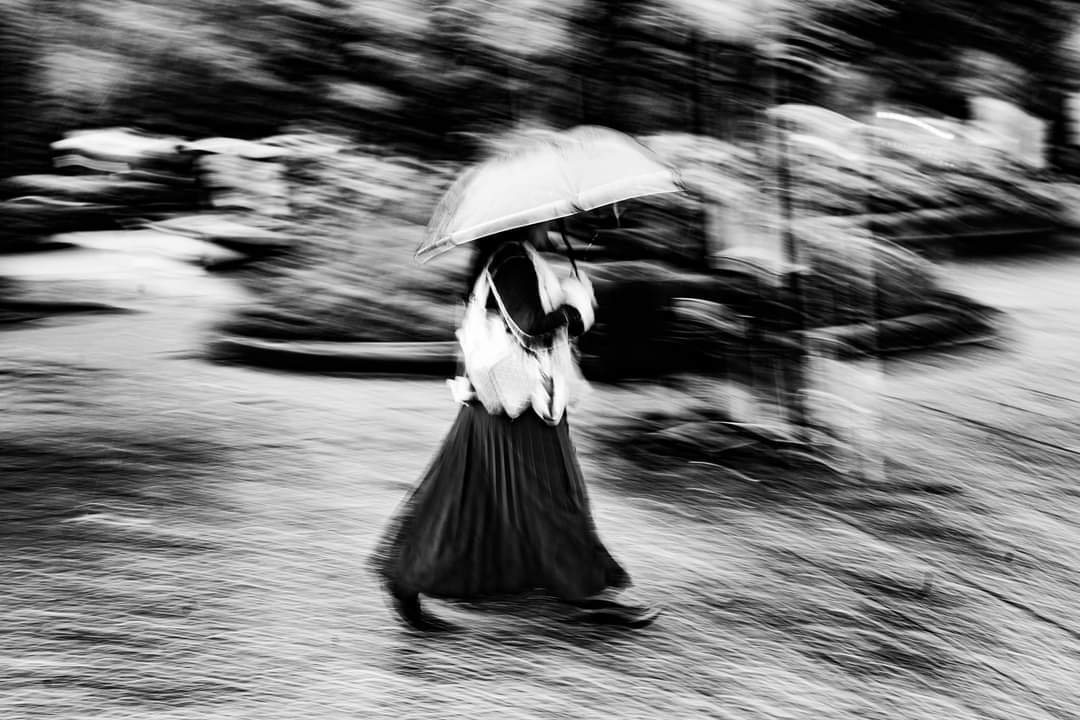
[{"xmin": 4, "ymin": 1, "xmax": 1080, "ymax": 718}]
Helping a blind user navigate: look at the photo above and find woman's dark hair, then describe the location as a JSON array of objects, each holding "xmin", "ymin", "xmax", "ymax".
[{"xmin": 462, "ymin": 228, "xmax": 527, "ymax": 301}]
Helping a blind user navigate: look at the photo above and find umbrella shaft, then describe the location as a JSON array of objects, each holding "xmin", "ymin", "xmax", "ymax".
[{"xmin": 557, "ymin": 219, "xmax": 580, "ymax": 278}]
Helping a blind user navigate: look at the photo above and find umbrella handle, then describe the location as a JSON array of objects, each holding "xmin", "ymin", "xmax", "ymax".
[{"xmin": 557, "ymin": 218, "xmax": 580, "ymax": 278}]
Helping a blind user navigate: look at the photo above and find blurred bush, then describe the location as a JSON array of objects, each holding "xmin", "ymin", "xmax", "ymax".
[
  {"xmin": 567, "ymin": 128, "xmax": 1068, "ymax": 272},
  {"xmin": 216, "ymin": 126, "xmax": 996, "ymax": 355},
  {"xmin": 219, "ymin": 131, "xmax": 467, "ymax": 343},
  {"xmin": 1, "ymin": 0, "xmax": 1072, "ymax": 364},
  {"xmin": 793, "ymin": 218, "xmax": 938, "ymax": 326}
]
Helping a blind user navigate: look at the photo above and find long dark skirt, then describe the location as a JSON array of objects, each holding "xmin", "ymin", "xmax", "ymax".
[{"xmin": 368, "ymin": 402, "xmax": 630, "ymax": 602}]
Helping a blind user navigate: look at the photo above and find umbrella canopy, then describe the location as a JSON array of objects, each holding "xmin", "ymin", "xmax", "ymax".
[{"xmin": 416, "ymin": 126, "xmax": 683, "ymax": 263}]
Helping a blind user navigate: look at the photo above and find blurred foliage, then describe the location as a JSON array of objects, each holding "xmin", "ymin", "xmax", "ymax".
[
  {"xmin": 797, "ymin": 0, "xmax": 1079, "ymax": 153},
  {"xmin": 218, "ymin": 127, "xmax": 1013, "ymax": 347},
  {"xmin": 640, "ymin": 130, "xmax": 1066, "ymax": 228},
  {"xmin": 1, "ymin": 0, "xmax": 1076, "ymax": 351},
  {"xmin": 220, "ymin": 139, "xmax": 467, "ymax": 343},
  {"xmin": 2, "ymin": 0, "xmax": 1075, "ymax": 169},
  {"xmin": 0, "ymin": 2, "xmax": 51, "ymax": 176}
]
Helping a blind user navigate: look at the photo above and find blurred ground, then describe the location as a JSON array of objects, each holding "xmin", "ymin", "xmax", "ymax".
[{"xmin": 3, "ymin": 237, "xmax": 1080, "ymax": 719}]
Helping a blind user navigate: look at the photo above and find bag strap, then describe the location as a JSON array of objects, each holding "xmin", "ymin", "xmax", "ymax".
[{"xmin": 474, "ymin": 242, "xmax": 560, "ymax": 354}]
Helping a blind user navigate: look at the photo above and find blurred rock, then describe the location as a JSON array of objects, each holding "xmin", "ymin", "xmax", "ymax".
[
  {"xmin": 0, "ymin": 196, "xmax": 121, "ymax": 246},
  {"xmin": 148, "ymin": 214, "xmax": 292, "ymax": 255},
  {"xmin": 0, "ymin": 174, "xmax": 196, "ymax": 209},
  {"xmin": 1067, "ymin": 92, "xmax": 1080, "ymax": 147},
  {"xmin": 194, "ymin": 153, "xmax": 291, "ymax": 216},
  {"xmin": 51, "ymin": 128, "xmax": 191, "ymax": 174},
  {"xmin": 55, "ymin": 229, "xmax": 249, "ymax": 270},
  {"xmin": 178, "ymin": 137, "xmax": 293, "ymax": 217},
  {"xmin": 867, "ymin": 110, "xmax": 969, "ymax": 169},
  {"xmin": 181, "ymin": 138, "xmax": 290, "ymax": 161},
  {"xmin": 968, "ymin": 97, "xmax": 1049, "ymax": 170},
  {"xmin": 766, "ymin": 104, "xmax": 864, "ymax": 141}
]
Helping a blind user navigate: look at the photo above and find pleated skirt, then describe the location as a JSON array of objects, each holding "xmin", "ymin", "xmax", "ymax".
[{"xmin": 368, "ymin": 402, "xmax": 630, "ymax": 602}]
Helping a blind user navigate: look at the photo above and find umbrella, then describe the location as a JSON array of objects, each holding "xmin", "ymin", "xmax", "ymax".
[{"xmin": 416, "ymin": 126, "xmax": 683, "ymax": 264}]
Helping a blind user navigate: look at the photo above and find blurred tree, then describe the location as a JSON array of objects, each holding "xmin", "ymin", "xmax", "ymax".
[
  {"xmin": 0, "ymin": 0, "xmax": 52, "ymax": 175},
  {"xmin": 555, "ymin": 0, "xmax": 766, "ymax": 137},
  {"xmin": 803, "ymin": 0, "xmax": 1079, "ymax": 159},
  {"xmin": 4, "ymin": 0, "xmax": 370, "ymax": 143},
  {"xmin": 953, "ymin": 50, "xmax": 1031, "ymax": 104},
  {"xmin": 3, "ymin": 0, "xmax": 1076, "ymax": 170}
]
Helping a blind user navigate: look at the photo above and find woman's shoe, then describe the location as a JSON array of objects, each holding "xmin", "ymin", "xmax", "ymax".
[
  {"xmin": 389, "ymin": 584, "xmax": 457, "ymax": 633},
  {"xmin": 562, "ymin": 596, "xmax": 625, "ymax": 611},
  {"xmin": 572, "ymin": 598, "xmax": 661, "ymax": 629}
]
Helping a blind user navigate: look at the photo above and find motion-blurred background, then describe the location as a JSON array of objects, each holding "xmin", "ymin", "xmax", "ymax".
[
  {"xmin": 2, "ymin": 0, "xmax": 1078, "ymax": 377},
  {"xmin": 6, "ymin": 3, "xmax": 1080, "ymax": 719}
]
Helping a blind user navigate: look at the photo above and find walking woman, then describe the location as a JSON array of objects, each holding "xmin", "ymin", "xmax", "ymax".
[{"xmin": 368, "ymin": 222, "xmax": 655, "ymax": 631}]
